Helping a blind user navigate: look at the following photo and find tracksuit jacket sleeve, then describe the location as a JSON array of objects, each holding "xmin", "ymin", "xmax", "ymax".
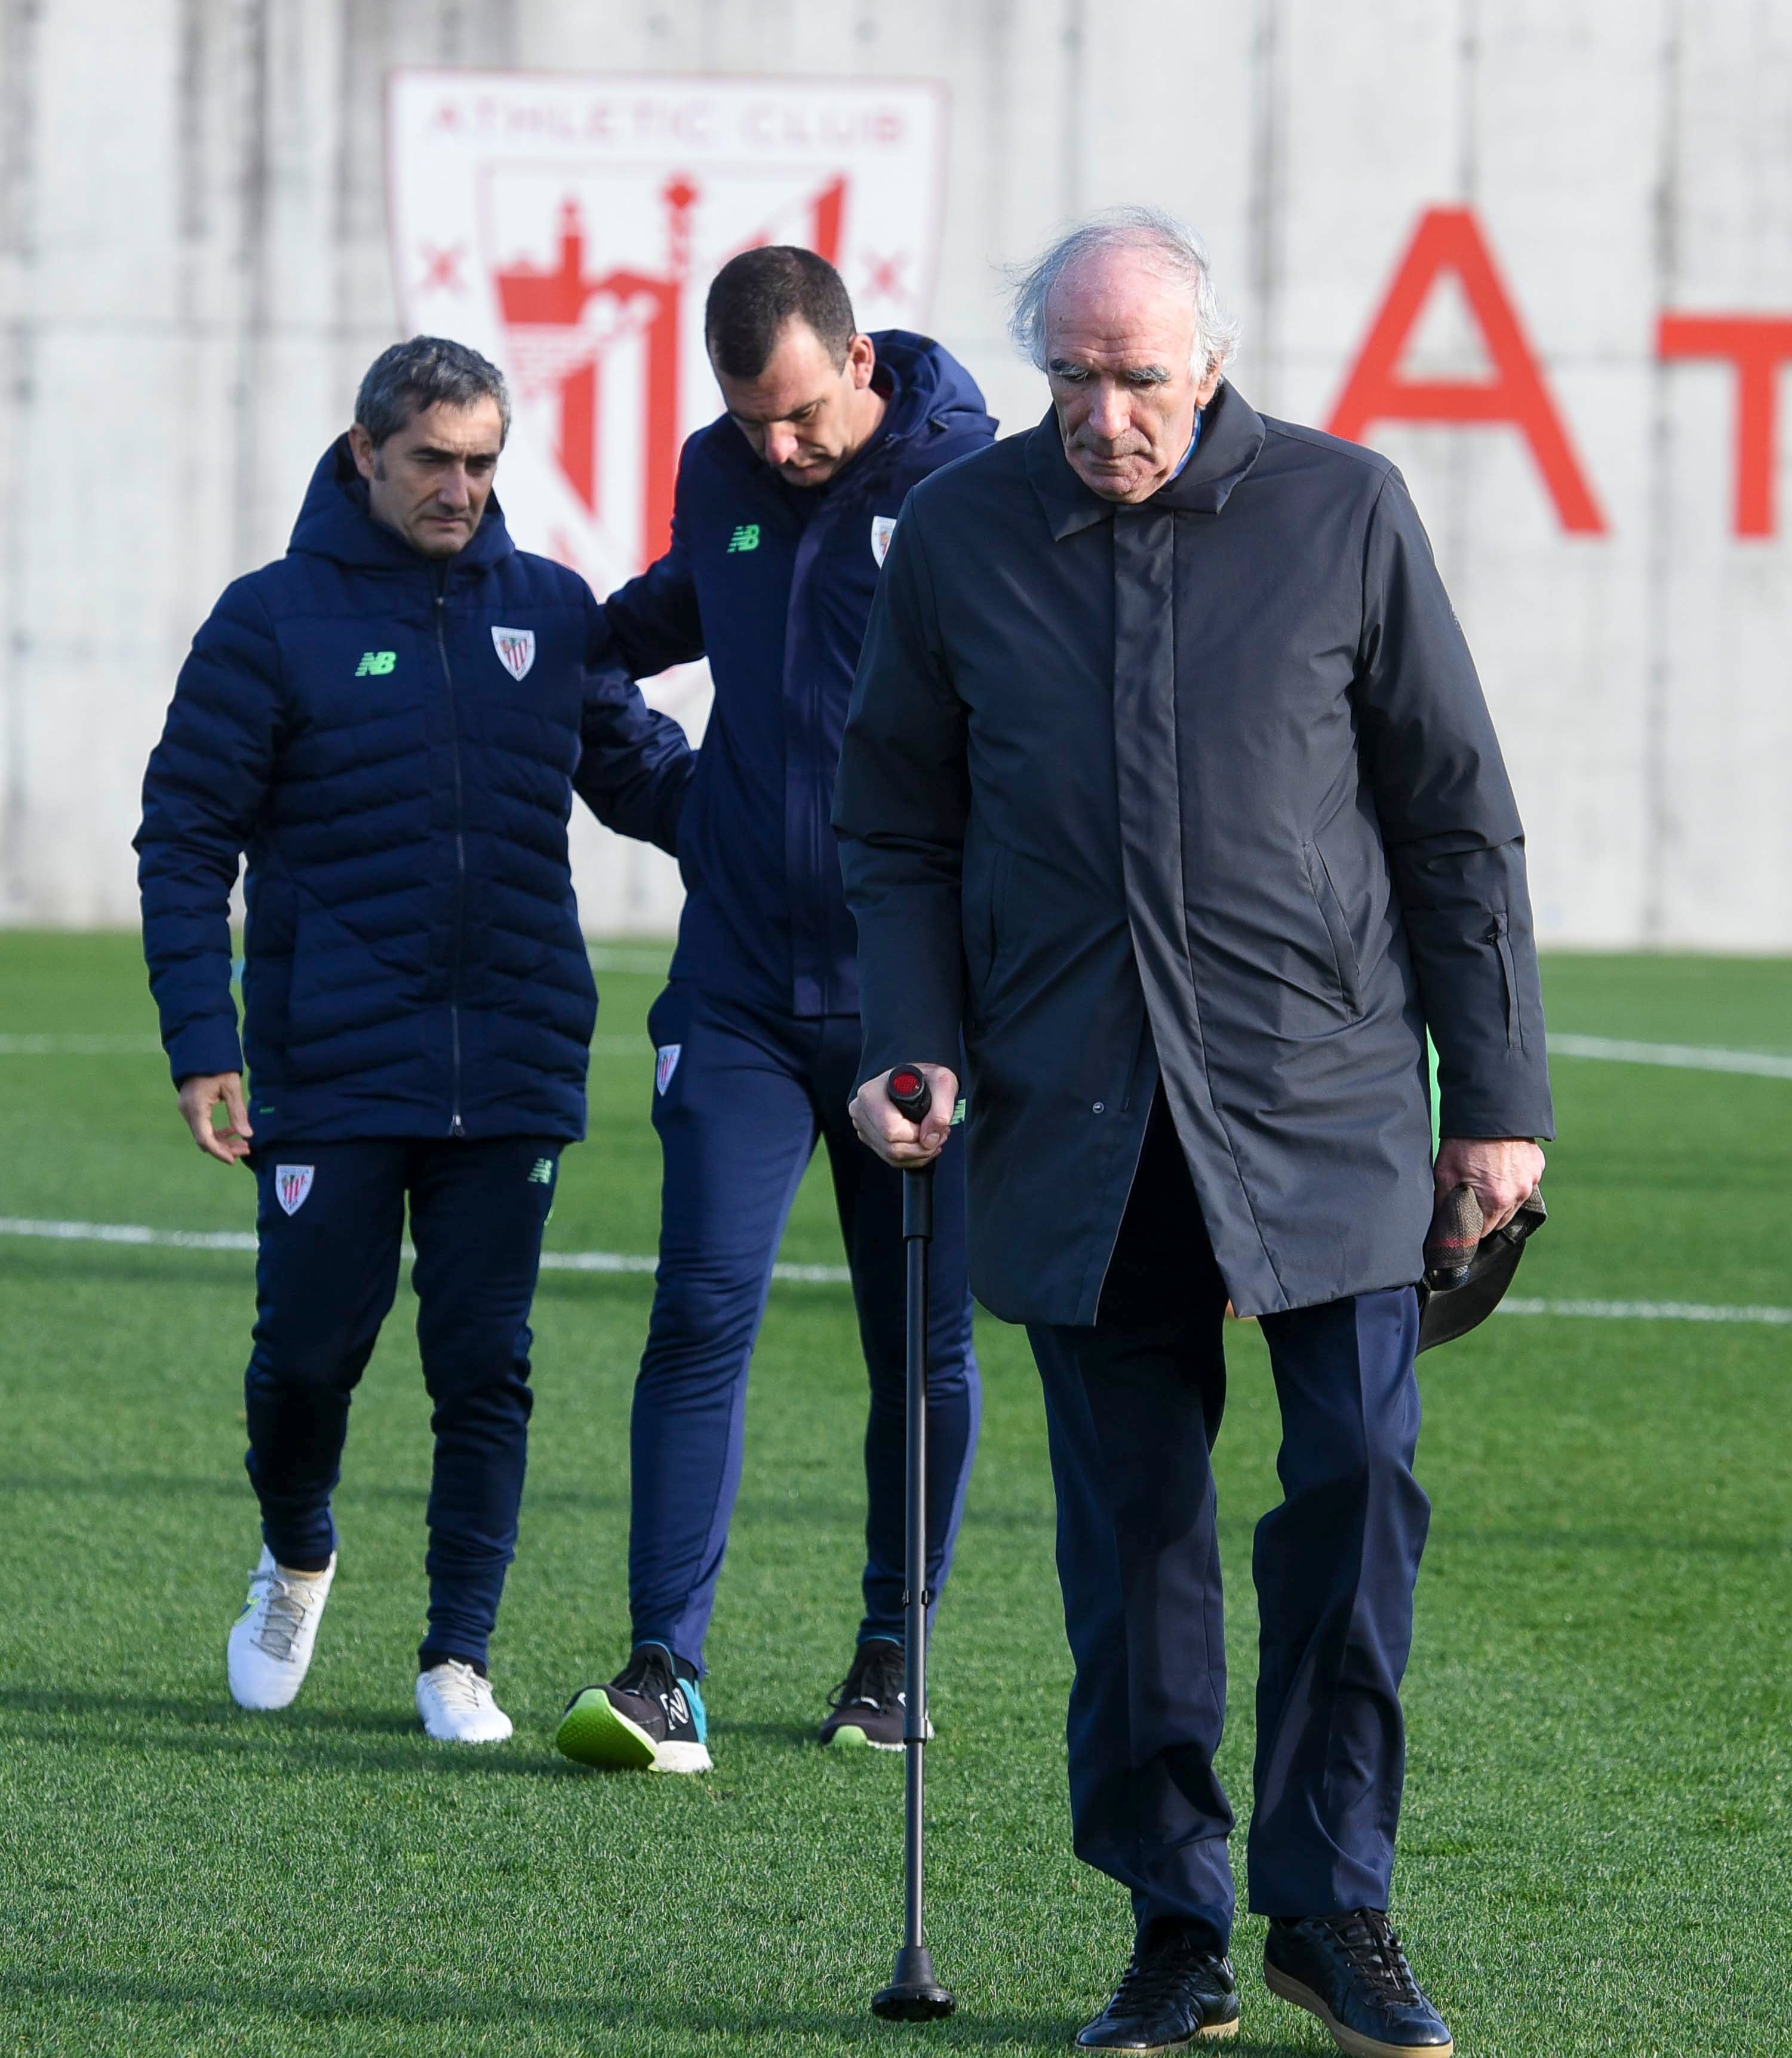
[
  {"xmin": 573, "ymin": 590, "xmax": 696, "ymax": 857},
  {"xmin": 588, "ymin": 454, "xmax": 708, "ymax": 681},
  {"xmin": 135, "ymin": 579, "xmax": 281, "ymax": 1086},
  {"xmin": 1354, "ymin": 468, "xmax": 1556, "ymax": 1143},
  {"xmin": 832, "ymin": 500, "xmax": 969, "ymax": 1085}
]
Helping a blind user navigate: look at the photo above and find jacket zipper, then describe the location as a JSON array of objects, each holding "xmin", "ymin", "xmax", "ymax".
[
  {"xmin": 784, "ymin": 504, "xmax": 833, "ymax": 1011},
  {"xmin": 435, "ymin": 573, "xmax": 467, "ymax": 1137},
  {"xmin": 783, "ymin": 442, "xmax": 900, "ymax": 1013}
]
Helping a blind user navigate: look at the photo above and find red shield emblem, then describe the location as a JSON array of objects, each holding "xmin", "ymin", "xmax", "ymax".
[{"xmin": 388, "ymin": 72, "xmax": 947, "ymax": 600}]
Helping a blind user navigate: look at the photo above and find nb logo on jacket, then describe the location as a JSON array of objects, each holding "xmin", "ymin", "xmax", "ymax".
[{"xmin": 354, "ymin": 650, "xmax": 396, "ymax": 676}]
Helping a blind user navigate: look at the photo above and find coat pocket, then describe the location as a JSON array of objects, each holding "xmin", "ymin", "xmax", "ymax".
[
  {"xmin": 1486, "ymin": 909, "xmax": 1520, "ymax": 1050},
  {"xmin": 963, "ymin": 843, "xmax": 1010, "ymax": 1023},
  {"xmin": 1301, "ymin": 841, "xmax": 1361, "ymax": 1014}
]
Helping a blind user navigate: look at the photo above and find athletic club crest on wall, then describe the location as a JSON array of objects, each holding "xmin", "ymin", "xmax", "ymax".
[
  {"xmin": 275, "ymin": 1165, "xmax": 315, "ymax": 1217},
  {"xmin": 387, "ymin": 70, "xmax": 946, "ymax": 608},
  {"xmin": 491, "ymin": 626, "xmax": 536, "ymax": 679}
]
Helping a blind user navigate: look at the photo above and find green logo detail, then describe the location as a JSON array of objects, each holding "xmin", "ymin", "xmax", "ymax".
[
  {"xmin": 726, "ymin": 524, "xmax": 761, "ymax": 554},
  {"xmin": 355, "ymin": 650, "xmax": 397, "ymax": 677},
  {"xmin": 528, "ymin": 1157, "xmax": 555, "ymax": 1186}
]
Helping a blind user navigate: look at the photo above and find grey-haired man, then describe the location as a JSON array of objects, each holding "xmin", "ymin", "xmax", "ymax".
[
  {"xmin": 837, "ymin": 211, "xmax": 1551, "ymax": 2056},
  {"xmin": 139, "ymin": 337, "xmax": 693, "ymax": 1741}
]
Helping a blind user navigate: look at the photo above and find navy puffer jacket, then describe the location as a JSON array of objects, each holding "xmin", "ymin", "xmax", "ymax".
[{"xmin": 137, "ymin": 438, "xmax": 694, "ymax": 1145}]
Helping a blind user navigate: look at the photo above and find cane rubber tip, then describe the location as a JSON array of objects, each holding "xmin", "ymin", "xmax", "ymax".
[
  {"xmin": 871, "ymin": 1984, "xmax": 956, "ymax": 2022},
  {"xmin": 872, "ymin": 1946, "xmax": 955, "ymax": 2020}
]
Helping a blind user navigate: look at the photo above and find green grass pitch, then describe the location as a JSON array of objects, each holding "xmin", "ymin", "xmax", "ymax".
[{"xmin": 0, "ymin": 934, "xmax": 1788, "ymax": 2054}]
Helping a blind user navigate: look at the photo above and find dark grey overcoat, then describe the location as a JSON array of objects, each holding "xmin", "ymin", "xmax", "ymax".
[{"xmin": 832, "ymin": 383, "xmax": 1554, "ymax": 1324}]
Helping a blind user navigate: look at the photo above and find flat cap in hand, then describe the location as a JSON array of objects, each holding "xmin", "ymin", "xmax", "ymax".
[{"xmin": 1416, "ymin": 1185, "xmax": 1547, "ymax": 1354}]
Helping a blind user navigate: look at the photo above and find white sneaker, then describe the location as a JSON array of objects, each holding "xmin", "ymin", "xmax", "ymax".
[
  {"xmin": 416, "ymin": 1660, "xmax": 514, "ymax": 1743},
  {"xmin": 227, "ymin": 1546, "xmax": 336, "ymax": 1710}
]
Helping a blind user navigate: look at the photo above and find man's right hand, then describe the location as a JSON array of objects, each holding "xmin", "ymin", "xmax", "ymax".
[
  {"xmin": 177, "ymin": 1071, "xmax": 254, "ymax": 1166},
  {"xmin": 849, "ymin": 1063, "xmax": 959, "ymax": 1167}
]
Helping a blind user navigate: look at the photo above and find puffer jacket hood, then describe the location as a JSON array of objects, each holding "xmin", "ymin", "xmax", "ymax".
[
  {"xmin": 288, "ymin": 433, "xmax": 518, "ymax": 574},
  {"xmin": 862, "ymin": 328, "xmax": 992, "ymax": 450}
]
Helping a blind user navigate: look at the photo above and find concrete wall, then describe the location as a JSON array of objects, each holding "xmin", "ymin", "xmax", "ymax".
[{"xmin": 1, "ymin": 0, "xmax": 1786, "ymax": 946}]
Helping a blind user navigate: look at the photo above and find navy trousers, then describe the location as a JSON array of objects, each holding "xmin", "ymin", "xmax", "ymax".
[
  {"xmin": 629, "ymin": 983, "xmax": 981, "ymax": 1675},
  {"xmin": 1027, "ymin": 1091, "xmax": 1430, "ymax": 1951},
  {"xmin": 244, "ymin": 1136, "xmax": 559, "ymax": 1671}
]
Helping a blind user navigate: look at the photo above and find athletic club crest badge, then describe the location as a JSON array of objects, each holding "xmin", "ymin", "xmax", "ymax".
[
  {"xmin": 655, "ymin": 1044, "xmax": 682, "ymax": 1096},
  {"xmin": 388, "ymin": 71, "xmax": 946, "ymax": 596},
  {"xmin": 871, "ymin": 515, "xmax": 897, "ymax": 567},
  {"xmin": 491, "ymin": 626, "xmax": 536, "ymax": 679},
  {"xmin": 275, "ymin": 1165, "xmax": 315, "ymax": 1217}
]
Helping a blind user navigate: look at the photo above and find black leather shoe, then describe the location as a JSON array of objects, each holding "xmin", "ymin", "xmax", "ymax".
[
  {"xmin": 1075, "ymin": 1930, "xmax": 1240, "ymax": 2050},
  {"xmin": 1264, "ymin": 1911, "xmax": 1452, "ymax": 2057}
]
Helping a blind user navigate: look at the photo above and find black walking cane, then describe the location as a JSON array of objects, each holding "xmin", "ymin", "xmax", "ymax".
[{"xmin": 869, "ymin": 1065, "xmax": 955, "ymax": 2023}]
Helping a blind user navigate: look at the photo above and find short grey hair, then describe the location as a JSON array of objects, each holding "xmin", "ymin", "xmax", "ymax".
[
  {"xmin": 354, "ymin": 336, "xmax": 512, "ymax": 447},
  {"xmin": 1007, "ymin": 206, "xmax": 1241, "ymax": 380}
]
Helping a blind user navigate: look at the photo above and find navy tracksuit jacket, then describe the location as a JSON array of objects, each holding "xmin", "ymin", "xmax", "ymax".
[
  {"xmin": 136, "ymin": 442, "xmax": 693, "ymax": 1668},
  {"xmin": 591, "ymin": 333, "xmax": 995, "ymax": 1674}
]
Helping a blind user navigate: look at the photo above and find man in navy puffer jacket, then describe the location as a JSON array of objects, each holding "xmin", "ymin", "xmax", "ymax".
[
  {"xmin": 136, "ymin": 337, "xmax": 693, "ymax": 1743},
  {"xmin": 552, "ymin": 250, "xmax": 993, "ymax": 1775}
]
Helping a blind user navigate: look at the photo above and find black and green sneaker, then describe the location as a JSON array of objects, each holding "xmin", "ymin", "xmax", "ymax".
[
  {"xmin": 819, "ymin": 1638, "xmax": 933, "ymax": 1752},
  {"xmin": 555, "ymin": 1644, "xmax": 711, "ymax": 1773}
]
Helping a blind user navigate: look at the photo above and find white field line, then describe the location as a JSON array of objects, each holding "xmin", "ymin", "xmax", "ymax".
[
  {"xmin": 1498, "ymin": 1296, "xmax": 1792, "ymax": 1326},
  {"xmin": 0, "ymin": 1033, "xmax": 646, "ymax": 1058},
  {"xmin": 1550, "ymin": 1033, "xmax": 1792, "ymax": 1078},
  {"xmin": 6, "ymin": 1028, "xmax": 1788, "ymax": 1077},
  {"xmin": 0, "ymin": 1215, "xmax": 850, "ymax": 1285},
  {"xmin": 1, "ymin": 1216, "xmax": 1784, "ymax": 1317}
]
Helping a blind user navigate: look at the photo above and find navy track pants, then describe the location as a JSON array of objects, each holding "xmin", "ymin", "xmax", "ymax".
[
  {"xmin": 629, "ymin": 983, "xmax": 981, "ymax": 1676},
  {"xmin": 1027, "ymin": 1090, "xmax": 1430, "ymax": 1950},
  {"xmin": 244, "ymin": 1136, "xmax": 559, "ymax": 1671}
]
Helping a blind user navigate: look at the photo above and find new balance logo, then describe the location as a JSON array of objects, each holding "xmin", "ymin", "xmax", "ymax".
[
  {"xmin": 355, "ymin": 650, "xmax": 396, "ymax": 676},
  {"xmin": 528, "ymin": 1157, "xmax": 554, "ymax": 1185},
  {"xmin": 726, "ymin": 524, "xmax": 761, "ymax": 553}
]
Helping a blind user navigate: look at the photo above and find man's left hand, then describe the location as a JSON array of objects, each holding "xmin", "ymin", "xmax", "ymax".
[{"xmin": 1433, "ymin": 1136, "xmax": 1545, "ymax": 1236}]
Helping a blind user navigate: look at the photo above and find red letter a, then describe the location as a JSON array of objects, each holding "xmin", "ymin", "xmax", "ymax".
[{"xmin": 1327, "ymin": 207, "xmax": 1607, "ymax": 534}]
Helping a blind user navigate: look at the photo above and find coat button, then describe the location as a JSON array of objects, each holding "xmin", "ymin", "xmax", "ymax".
[{"xmin": 1092, "ymin": 1102, "xmax": 1105, "ymax": 1113}]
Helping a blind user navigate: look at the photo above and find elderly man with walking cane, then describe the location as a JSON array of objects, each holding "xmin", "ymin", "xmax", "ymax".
[{"xmin": 837, "ymin": 208, "xmax": 1552, "ymax": 2056}]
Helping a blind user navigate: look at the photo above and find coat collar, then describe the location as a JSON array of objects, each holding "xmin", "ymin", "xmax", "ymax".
[{"xmin": 1024, "ymin": 380, "xmax": 1268, "ymax": 539}]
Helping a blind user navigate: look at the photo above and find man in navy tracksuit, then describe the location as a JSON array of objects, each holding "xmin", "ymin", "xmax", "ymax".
[
  {"xmin": 554, "ymin": 250, "xmax": 994, "ymax": 1773},
  {"xmin": 137, "ymin": 337, "xmax": 693, "ymax": 1743}
]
